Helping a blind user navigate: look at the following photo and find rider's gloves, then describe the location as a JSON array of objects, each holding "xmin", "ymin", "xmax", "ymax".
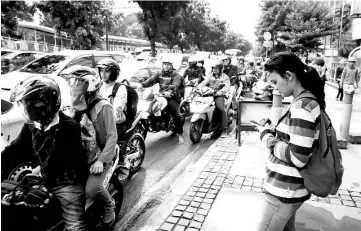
[{"xmin": 164, "ymin": 91, "xmax": 172, "ymax": 98}]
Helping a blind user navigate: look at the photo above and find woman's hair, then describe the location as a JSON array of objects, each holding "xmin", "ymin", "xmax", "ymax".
[{"xmin": 264, "ymin": 51, "xmax": 326, "ymax": 110}]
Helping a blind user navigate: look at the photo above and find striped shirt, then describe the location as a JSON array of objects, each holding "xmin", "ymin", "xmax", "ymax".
[{"xmin": 261, "ymin": 95, "xmax": 321, "ymax": 203}]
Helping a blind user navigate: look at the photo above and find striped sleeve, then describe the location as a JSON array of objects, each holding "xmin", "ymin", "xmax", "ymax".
[{"xmin": 273, "ymin": 99, "xmax": 320, "ymax": 168}]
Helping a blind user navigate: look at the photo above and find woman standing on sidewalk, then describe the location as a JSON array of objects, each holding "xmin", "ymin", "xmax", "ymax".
[{"xmin": 255, "ymin": 52, "xmax": 325, "ymax": 231}]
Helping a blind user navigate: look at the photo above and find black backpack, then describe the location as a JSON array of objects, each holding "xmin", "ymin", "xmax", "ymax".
[{"xmin": 109, "ymin": 81, "xmax": 138, "ymax": 125}]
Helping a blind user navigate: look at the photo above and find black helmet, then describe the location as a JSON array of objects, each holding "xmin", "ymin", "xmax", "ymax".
[
  {"xmin": 95, "ymin": 58, "xmax": 120, "ymax": 82},
  {"xmin": 10, "ymin": 75, "xmax": 61, "ymax": 125}
]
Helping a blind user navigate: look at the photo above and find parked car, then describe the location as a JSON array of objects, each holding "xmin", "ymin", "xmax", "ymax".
[
  {"xmin": 1, "ymin": 49, "xmax": 15, "ymax": 56},
  {"xmin": 0, "ymin": 50, "xmax": 124, "ymax": 91},
  {"xmin": 1, "ymin": 51, "xmax": 42, "ymax": 74}
]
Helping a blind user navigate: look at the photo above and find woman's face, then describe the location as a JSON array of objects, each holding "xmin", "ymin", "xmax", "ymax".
[
  {"xmin": 268, "ymin": 71, "xmax": 292, "ymax": 97},
  {"xmin": 99, "ymin": 68, "xmax": 111, "ymax": 82}
]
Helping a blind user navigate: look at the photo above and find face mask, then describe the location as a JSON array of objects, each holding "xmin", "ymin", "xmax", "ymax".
[{"xmin": 70, "ymin": 85, "xmax": 87, "ymax": 111}]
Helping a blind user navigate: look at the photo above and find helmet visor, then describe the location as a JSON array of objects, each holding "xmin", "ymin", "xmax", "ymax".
[{"xmin": 69, "ymin": 77, "xmax": 88, "ymax": 87}]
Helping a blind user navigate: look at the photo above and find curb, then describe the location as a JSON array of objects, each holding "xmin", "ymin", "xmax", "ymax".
[{"xmin": 157, "ymin": 131, "xmax": 361, "ymax": 231}]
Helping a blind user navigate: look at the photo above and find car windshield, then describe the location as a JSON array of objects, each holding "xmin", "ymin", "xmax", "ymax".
[{"xmin": 19, "ymin": 55, "xmax": 69, "ymax": 74}]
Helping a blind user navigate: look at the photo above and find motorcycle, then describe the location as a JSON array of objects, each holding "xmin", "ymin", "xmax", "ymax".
[
  {"xmin": 189, "ymin": 85, "xmax": 235, "ymax": 144},
  {"xmin": 180, "ymin": 78, "xmax": 199, "ymax": 117},
  {"xmin": 1, "ymin": 146, "xmax": 123, "ymax": 231},
  {"xmin": 135, "ymin": 84, "xmax": 185, "ymax": 137},
  {"xmin": 118, "ymin": 110, "xmax": 146, "ymax": 179}
]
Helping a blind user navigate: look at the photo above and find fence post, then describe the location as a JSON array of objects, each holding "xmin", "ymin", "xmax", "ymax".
[
  {"xmin": 271, "ymin": 89, "xmax": 283, "ymax": 124},
  {"xmin": 339, "ymin": 88, "xmax": 354, "ymax": 148}
]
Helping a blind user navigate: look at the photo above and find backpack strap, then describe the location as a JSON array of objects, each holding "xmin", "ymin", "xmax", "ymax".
[
  {"xmin": 109, "ymin": 82, "xmax": 121, "ymax": 100},
  {"xmin": 86, "ymin": 97, "xmax": 106, "ymax": 120}
]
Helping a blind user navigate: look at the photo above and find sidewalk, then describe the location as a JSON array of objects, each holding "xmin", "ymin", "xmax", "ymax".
[
  {"xmin": 149, "ymin": 132, "xmax": 361, "ymax": 231},
  {"xmin": 134, "ymin": 84, "xmax": 361, "ymax": 231}
]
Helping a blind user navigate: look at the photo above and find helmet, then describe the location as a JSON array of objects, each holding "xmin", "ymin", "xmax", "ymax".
[
  {"xmin": 162, "ymin": 57, "xmax": 174, "ymax": 66},
  {"xmin": 188, "ymin": 56, "xmax": 197, "ymax": 65},
  {"xmin": 220, "ymin": 55, "xmax": 231, "ymax": 62},
  {"xmin": 348, "ymin": 57, "xmax": 357, "ymax": 62},
  {"xmin": 10, "ymin": 75, "xmax": 61, "ymax": 125},
  {"xmin": 95, "ymin": 58, "xmax": 120, "ymax": 82},
  {"xmin": 65, "ymin": 65, "xmax": 102, "ymax": 93},
  {"xmin": 211, "ymin": 60, "xmax": 223, "ymax": 69}
]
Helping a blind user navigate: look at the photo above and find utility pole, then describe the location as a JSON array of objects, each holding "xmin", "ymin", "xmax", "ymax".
[
  {"xmin": 338, "ymin": 0, "xmax": 345, "ymax": 50},
  {"xmin": 105, "ymin": 13, "xmax": 109, "ymax": 51}
]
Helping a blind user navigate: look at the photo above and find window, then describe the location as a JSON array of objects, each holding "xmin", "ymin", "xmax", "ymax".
[
  {"xmin": 67, "ymin": 56, "xmax": 93, "ymax": 68},
  {"xmin": 20, "ymin": 55, "xmax": 69, "ymax": 74},
  {"xmin": 94, "ymin": 55, "xmax": 112, "ymax": 64}
]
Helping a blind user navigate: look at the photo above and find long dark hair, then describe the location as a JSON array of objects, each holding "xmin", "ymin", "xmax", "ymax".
[{"xmin": 264, "ymin": 51, "xmax": 326, "ymax": 110}]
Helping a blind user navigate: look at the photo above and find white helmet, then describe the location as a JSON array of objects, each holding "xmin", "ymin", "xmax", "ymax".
[
  {"xmin": 162, "ymin": 57, "xmax": 174, "ymax": 66},
  {"xmin": 64, "ymin": 65, "xmax": 102, "ymax": 93},
  {"xmin": 188, "ymin": 56, "xmax": 197, "ymax": 64}
]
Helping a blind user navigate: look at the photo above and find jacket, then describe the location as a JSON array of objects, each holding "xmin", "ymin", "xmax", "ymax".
[
  {"xmin": 86, "ymin": 98, "xmax": 117, "ymax": 164},
  {"xmin": 99, "ymin": 82, "xmax": 127, "ymax": 124},
  {"xmin": 341, "ymin": 66, "xmax": 360, "ymax": 87},
  {"xmin": 1, "ymin": 111, "xmax": 88, "ymax": 187},
  {"xmin": 142, "ymin": 69, "xmax": 185, "ymax": 99},
  {"xmin": 198, "ymin": 73, "xmax": 230, "ymax": 96}
]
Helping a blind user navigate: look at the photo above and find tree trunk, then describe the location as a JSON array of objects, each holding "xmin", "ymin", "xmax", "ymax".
[{"xmin": 150, "ymin": 39, "xmax": 156, "ymax": 57}]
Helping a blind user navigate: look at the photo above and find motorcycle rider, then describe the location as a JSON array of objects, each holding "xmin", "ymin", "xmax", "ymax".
[
  {"xmin": 67, "ymin": 66, "xmax": 118, "ymax": 226},
  {"xmin": 198, "ymin": 60, "xmax": 230, "ymax": 138},
  {"xmin": 220, "ymin": 55, "xmax": 238, "ymax": 110},
  {"xmin": 197, "ymin": 58, "xmax": 206, "ymax": 76},
  {"xmin": 183, "ymin": 56, "xmax": 204, "ymax": 84},
  {"xmin": 95, "ymin": 58, "xmax": 132, "ymax": 178},
  {"xmin": 137, "ymin": 58, "xmax": 185, "ymax": 144},
  {"xmin": 3, "ymin": 76, "xmax": 88, "ymax": 231}
]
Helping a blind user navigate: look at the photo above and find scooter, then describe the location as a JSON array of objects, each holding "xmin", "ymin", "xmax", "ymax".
[
  {"xmin": 189, "ymin": 85, "xmax": 234, "ymax": 144},
  {"xmin": 135, "ymin": 85, "xmax": 184, "ymax": 137},
  {"xmin": 1, "ymin": 146, "xmax": 123, "ymax": 231}
]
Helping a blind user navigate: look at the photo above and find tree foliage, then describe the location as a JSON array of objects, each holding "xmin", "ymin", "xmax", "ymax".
[
  {"xmin": 1, "ymin": 1, "xmax": 35, "ymax": 38},
  {"xmin": 110, "ymin": 14, "xmax": 146, "ymax": 39},
  {"xmin": 255, "ymin": 0, "xmax": 338, "ymax": 55},
  {"xmin": 36, "ymin": 0, "xmax": 120, "ymax": 50},
  {"xmin": 135, "ymin": 1, "xmax": 188, "ymax": 56}
]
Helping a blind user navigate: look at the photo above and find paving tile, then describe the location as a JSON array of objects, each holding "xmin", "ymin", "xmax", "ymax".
[
  {"xmin": 183, "ymin": 212, "xmax": 194, "ymax": 220},
  {"xmin": 179, "ymin": 200, "xmax": 191, "ymax": 206},
  {"xmin": 178, "ymin": 218, "xmax": 190, "ymax": 226},
  {"xmin": 197, "ymin": 208, "xmax": 208, "ymax": 216},
  {"xmin": 342, "ymin": 200, "xmax": 356, "ymax": 207},
  {"xmin": 240, "ymin": 186, "xmax": 252, "ymax": 192},
  {"xmin": 193, "ymin": 214, "xmax": 205, "ymax": 222},
  {"xmin": 173, "ymin": 225, "xmax": 185, "ymax": 231},
  {"xmin": 202, "ymin": 198, "xmax": 214, "ymax": 204},
  {"xmin": 193, "ymin": 197, "xmax": 203, "ymax": 203},
  {"xmin": 338, "ymin": 189, "xmax": 349, "ymax": 195},
  {"xmin": 189, "ymin": 221, "xmax": 202, "ymax": 229},
  {"xmin": 252, "ymin": 187, "xmax": 262, "ymax": 193},
  {"xmin": 202, "ymin": 184, "xmax": 211, "ymax": 189},
  {"xmin": 243, "ymin": 181, "xmax": 253, "ymax": 186},
  {"xmin": 223, "ymin": 183, "xmax": 232, "ymax": 188},
  {"xmin": 253, "ymin": 182, "xmax": 263, "ymax": 188},
  {"xmin": 340, "ymin": 195, "xmax": 352, "ymax": 200},
  {"xmin": 193, "ymin": 182, "xmax": 202, "ymax": 187},
  {"xmin": 186, "ymin": 206, "xmax": 197, "ymax": 213},
  {"xmin": 172, "ymin": 210, "xmax": 183, "ymax": 217},
  {"xmin": 196, "ymin": 192, "xmax": 206, "ymax": 197},
  {"xmin": 166, "ymin": 216, "xmax": 179, "ymax": 224},
  {"xmin": 208, "ymin": 189, "xmax": 219, "ymax": 194},
  {"xmin": 159, "ymin": 222, "xmax": 175, "ymax": 231},
  {"xmin": 189, "ymin": 187, "xmax": 199, "ymax": 192},
  {"xmin": 198, "ymin": 188, "xmax": 208, "ymax": 193},
  {"xmin": 190, "ymin": 201, "xmax": 201, "ymax": 208},
  {"xmin": 183, "ymin": 195, "xmax": 194, "ymax": 201},
  {"xmin": 352, "ymin": 196, "xmax": 361, "ymax": 202},
  {"xmin": 185, "ymin": 228, "xmax": 198, "ymax": 231},
  {"xmin": 205, "ymin": 193, "xmax": 216, "ymax": 199},
  {"xmin": 175, "ymin": 205, "xmax": 187, "ymax": 211},
  {"xmin": 356, "ymin": 202, "xmax": 361, "ymax": 208},
  {"xmin": 350, "ymin": 191, "xmax": 361, "ymax": 197},
  {"xmin": 211, "ymin": 185, "xmax": 221, "ymax": 190},
  {"xmin": 200, "ymin": 203, "xmax": 212, "ymax": 210}
]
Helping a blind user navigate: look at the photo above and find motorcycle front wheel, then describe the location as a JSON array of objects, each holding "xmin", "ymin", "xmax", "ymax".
[
  {"xmin": 135, "ymin": 119, "xmax": 148, "ymax": 140},
  {"xmin": 127, "ymin": 133, "xmax": 146, "ymax": 174},
  {"xmin": 189, "ymin": 119, "xmax": 204, "ymax": 144}
]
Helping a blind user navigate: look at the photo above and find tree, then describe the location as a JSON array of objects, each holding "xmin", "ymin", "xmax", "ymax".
[
  {"xmin": 110, "ymin": 14, "xmax": 146, "ymax": 39},
  {"xmin": 1, "ymin": 1, "xmax": 35, "ymax": 38},
  {"xmin": 255, "ymin": 0, "xmax": 338, "ymax": 55},
  {"xmin": 36, "ymin": 0, "xmax": 120, "ymax": 49},
  {"xmin": 135, "ymin": 1, "xmax": 189, "ymax": 56}
]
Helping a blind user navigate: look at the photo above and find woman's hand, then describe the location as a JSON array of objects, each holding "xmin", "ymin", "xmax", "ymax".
[{"xmin": 90, "ymin": 160, "xmax": 104, "ymax": 175}]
